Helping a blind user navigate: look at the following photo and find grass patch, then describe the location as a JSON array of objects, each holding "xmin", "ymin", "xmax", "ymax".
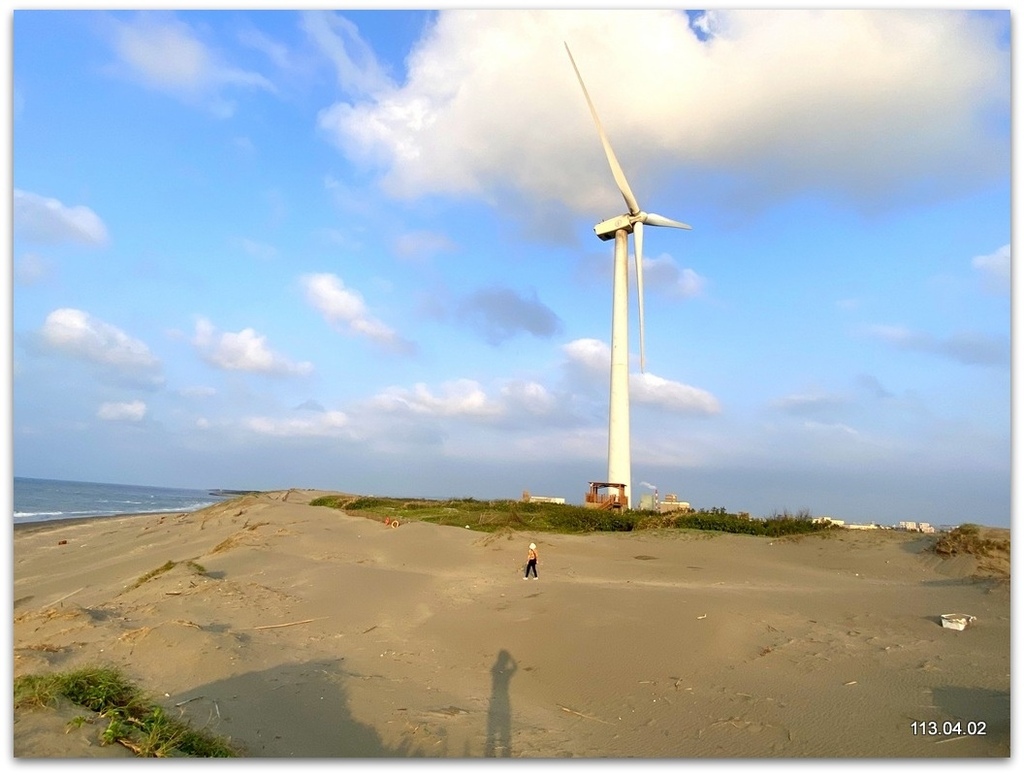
[
  {"xmin": 14, "ymin": 666, "xmax": 238, "ymax": 757},
  {"xmin": 128, "ymin": 560, "xmax": 177, "ymax": 590},
  {"xmin": 125, "ymin": 559, "xmax": 209, "ymax": 592},
  {"xmin": 933, "ymin": 523, "xmax": 1010, "ymax": 558},
  {"xmin": 311, "ymin": 495, "xmax": 835, "ymax": 538},
  {"xmin": 309, "ymin": 495, "xmax": 360, "ymax": 509},
  {"xmin": 932, "ymin": 523, "xmax": 1011, "ymax": 580}
]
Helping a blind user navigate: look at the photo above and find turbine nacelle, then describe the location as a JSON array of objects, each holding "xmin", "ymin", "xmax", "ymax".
[
  {"xmin": 594, "ymin": 214, "xmax": 633, "ymax": 240},
  {"xmin": 595, "ymin": 211, "xmax": 693, "ymax": 241}
]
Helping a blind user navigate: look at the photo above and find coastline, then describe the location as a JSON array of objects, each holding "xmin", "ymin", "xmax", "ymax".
[
  {"xmin": 13, "ymin": 511, "xmax": 194, "ymax": 535},
  {"xmin": 13, "ymin": 489, "xmax": 1010, "ymax": 758}
]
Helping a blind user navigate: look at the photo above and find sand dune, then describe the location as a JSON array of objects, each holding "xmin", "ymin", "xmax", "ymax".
[{"xmin": 12, "ymin": 490, "xmax": 1010, "ymax": 758}]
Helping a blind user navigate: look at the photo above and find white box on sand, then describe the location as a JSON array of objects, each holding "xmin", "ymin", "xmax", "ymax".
[{"xmin": 940, "ymin": 613, "xmax": 976, "ymax": 631}]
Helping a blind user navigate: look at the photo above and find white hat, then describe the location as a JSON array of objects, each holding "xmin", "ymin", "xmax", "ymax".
[{"xmin": 529, "ymin": 543, "xmax": 536, "ymax": 549}]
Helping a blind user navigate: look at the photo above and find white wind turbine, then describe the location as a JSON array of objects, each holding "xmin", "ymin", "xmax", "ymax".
[{"xmin": 565, "ymin": 43, "xmax": 692, "ymax": 509}]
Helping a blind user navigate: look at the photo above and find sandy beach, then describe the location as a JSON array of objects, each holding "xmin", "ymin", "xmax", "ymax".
[{"xmin": 12, "ymin": 490, "xmax": 1010, "ymax": 758}]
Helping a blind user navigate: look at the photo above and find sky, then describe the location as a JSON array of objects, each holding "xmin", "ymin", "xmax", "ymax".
[{"xmin": 5, "ymin": 7, "xmax": 1014, "ymax": 527}]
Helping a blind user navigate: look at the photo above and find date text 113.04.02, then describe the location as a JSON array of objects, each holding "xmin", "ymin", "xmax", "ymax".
[{"xmin": 910, "ymin": 720, "xmax": 986, "ymax": 736}]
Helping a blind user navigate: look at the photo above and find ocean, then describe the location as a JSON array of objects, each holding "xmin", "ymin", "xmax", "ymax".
[{"xmin": 12, "ymin": 477, "xmax": 225, "ymax": 526}]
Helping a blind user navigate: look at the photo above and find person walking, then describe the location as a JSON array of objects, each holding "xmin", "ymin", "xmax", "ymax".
[{"xmin": 524, "ymin": 542, "xmax": 538, "ymax": 579}]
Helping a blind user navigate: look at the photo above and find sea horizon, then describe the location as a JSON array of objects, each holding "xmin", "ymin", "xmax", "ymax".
[{"xmin": 12, "ymin": 476, "xmax": 226, "ymax": 526}]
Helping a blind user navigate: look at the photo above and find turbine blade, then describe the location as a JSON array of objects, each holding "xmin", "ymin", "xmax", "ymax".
[
  {"xmin": 635, "ymin": 222, "xmax": 646, "ymax": 373},
  {"xmin": 565, "ymin": 43, "xmax": 640, "ymax": 215},
  {"xmin": 642, "ymin": 212, "xmax": 692, "ymax": 230}
]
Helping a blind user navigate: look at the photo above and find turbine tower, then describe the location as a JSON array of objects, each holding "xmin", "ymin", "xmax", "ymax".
[{"xmin": 566, "ymin": 43, "xmax": 691, "ymax": 509}]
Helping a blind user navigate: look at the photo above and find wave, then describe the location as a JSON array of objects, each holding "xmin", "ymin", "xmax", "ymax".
[{"xmin": 14, "ymin": 501, "xmax": 218, "ymax": 523}]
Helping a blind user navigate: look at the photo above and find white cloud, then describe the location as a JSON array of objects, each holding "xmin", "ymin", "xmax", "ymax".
[
  {"xmin": 500, "ymin": 380, "xmax": 557, "ymax": 416},
  {"xmin": 107, "ymin": 12, "xmax": 275, "ymax": 115},
  {"xmin": 637, "ymin": 254, "xmax": 706, "ymax": 299},
  {"xmin": 972, "ymin": 244, "xmax": 1010, "ymax": 293},
  {"xmin": 370, "ymin": 379, "xmax": 503, "ymax": 419},
  {"xmin": 38, "ymin": 308, "xmax": 163, "ymax": 385},
  {"xmin": 301, "ymin": 272, "xmax": 414, "ymax": 353},
  {"xmin": 244, "ymin": 410, "xmax": 352, "ymax": 438},
  {"xmin": 392, "ymin": 229, "xmax": 457, "ymax": 261},
  {"xmin": 14, "ymin": 253, "xmax": 54, "ymax": 285},
  {"xmin": 97, "ymin": 400, "xmax": 147, "ymax": 422},
  {"xmin": 231, "ymin": 237, "xmax": 278, "ymax": 261},
  {"xmin": 323, "ymin": 174, "xmax": 375, "ymax": 219},
  {"xmin": 14, "ymin": 190, "xmax": 109, "ymax": 246},
  {"xmin": 866, "ymin": 324, "xmax": 1008, "ymax": 366},
  {"xmin": 192, "ymin": 317, "xmax": 313, "ymax": 376},
  {"xmin": 317, "ymin": 10, "xmax": 1007, "ymax": 216},
  {"xmin": 771, "ymin": 391, "xmax": 849, "ymax": 417},
  {"xmin": 562, "ymin": 337, "xmax": 719, "ymax": 414},
  {"xmin": 803, "ymin": 420, "xmax": 859, "ymax": 436},
  {"xmin": 237, "ymin": 25, "xmax": 293, "ymax": 71},
  {"xmin": 630, "ymin": 372, "xmax": 721, "ymax": 415},
  {"xmin": 359, "ymin": 376, "xmax": 581, "ymax": 440},
  {"xmin": 563, "ymin": 337, "xmax": 610, "ymax": 374},
  {"xmin": 178, "ymin": 385, "xmax": 217, "ymax": 398},
  {"xmin": 300, "ymin": 10, "xmax": 395, "ymax": 97}
]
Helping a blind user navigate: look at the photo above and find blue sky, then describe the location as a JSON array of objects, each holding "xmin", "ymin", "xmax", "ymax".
[{"xmin": 6, "ymin": 8, "xmax": 1013, "ymax": 526}]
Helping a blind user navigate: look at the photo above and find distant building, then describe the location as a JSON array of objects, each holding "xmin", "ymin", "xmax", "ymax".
[
  {"xmin": 813, "ymin": 517, "xmax": 845, "ymax": 527},
  {"xmin": 521, "ymin": 490, "xmax": 565, "ymax": 505},
  {"xmin": 659, "ymin": 493, "xmax": 692, "ymax": 514},
  {"xmin": 898, "ymin": 520, "xmax": 935, "ymax": 533}
]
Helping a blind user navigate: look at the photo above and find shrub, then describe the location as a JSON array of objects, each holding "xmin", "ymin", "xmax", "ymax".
[
  {"xmin": 934, "ymin": 523, "xmax": 1008, "ymax": 558},
  {"xmin": 14, "ymin": 666, "xmax": 238, "ymax": 757},
  {"xmin": 308, "ymin": 493, "xmax": 831, "ymax": 539}
]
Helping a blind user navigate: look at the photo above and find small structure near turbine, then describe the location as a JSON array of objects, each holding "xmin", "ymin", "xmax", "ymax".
[
  {"xmin": 584, "ymin": 481, "xmax": 628, "ymax": 511},
  {"xmin": 521, "ymin": 490, "xmax": 566, "ymax": 505},
  {"xmin": 565, "ymin": 43, "xmax": 691, "ymax": 509}
]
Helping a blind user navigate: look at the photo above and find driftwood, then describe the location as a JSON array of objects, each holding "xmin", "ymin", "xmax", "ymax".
[
  {"xmin": 252, "ymin": 617, "xmax": 324, "ymax": 631},
  {"xmin": 45, "ymin": 587, "xmax": 84, "ymax": 608},
  {"xmin": 557, "ymin": 704, "xmax": 610, "ymax": 720}
]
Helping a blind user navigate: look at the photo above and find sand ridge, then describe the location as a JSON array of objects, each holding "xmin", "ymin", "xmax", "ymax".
[{"xmin": 13, "ymin": 491, "xmax": 1010, "ymax": 758}]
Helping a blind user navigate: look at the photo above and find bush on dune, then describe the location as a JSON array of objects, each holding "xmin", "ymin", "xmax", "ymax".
[
  {"xmin": 14, "ymin": 666, "xmax": 238, "ymax": 757},
  {"xmin": 933, "ymin": 523, "xmax": 1009, "ymax": 558},
  {"xmin": 309, "ymin": 495, "xmax": 833, "ymax": 538}
]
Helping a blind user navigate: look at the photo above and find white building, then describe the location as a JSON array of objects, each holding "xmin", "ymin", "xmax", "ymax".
[
  {"xmin": 521, "ymin": 491, "xmax": 565, "ymax": 505},
  {"xmin": 659, "ymin": 494, "xmax": 692, "ymax": 514},
  {"xmin": 898, "ymin": 521, "xmax": 936, "ymax": 533}
]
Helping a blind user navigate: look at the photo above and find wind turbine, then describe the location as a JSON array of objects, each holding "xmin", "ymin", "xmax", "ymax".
[{"xmin": 565, "ymin": 43, "xmax": 691, "ymax": 509}]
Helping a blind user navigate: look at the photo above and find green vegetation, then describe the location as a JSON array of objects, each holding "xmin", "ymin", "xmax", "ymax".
[
  {"xmin": 655, "ymin": 508, "xmax": 828, "ymax": 537},
  {"xmin": 14, "ymin": 666, "xmax": 238, "ymax": 757},
  {"xmin": 127, "ymin": 559, "xmax": 209, "ymax": 591},
  {"xmin": 128, "ymin": 560, "xmax": 177, "ymax": 590},
  {"xmin": 311, "ymin": 495, "xmax": 835, "ymax": 538}
]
